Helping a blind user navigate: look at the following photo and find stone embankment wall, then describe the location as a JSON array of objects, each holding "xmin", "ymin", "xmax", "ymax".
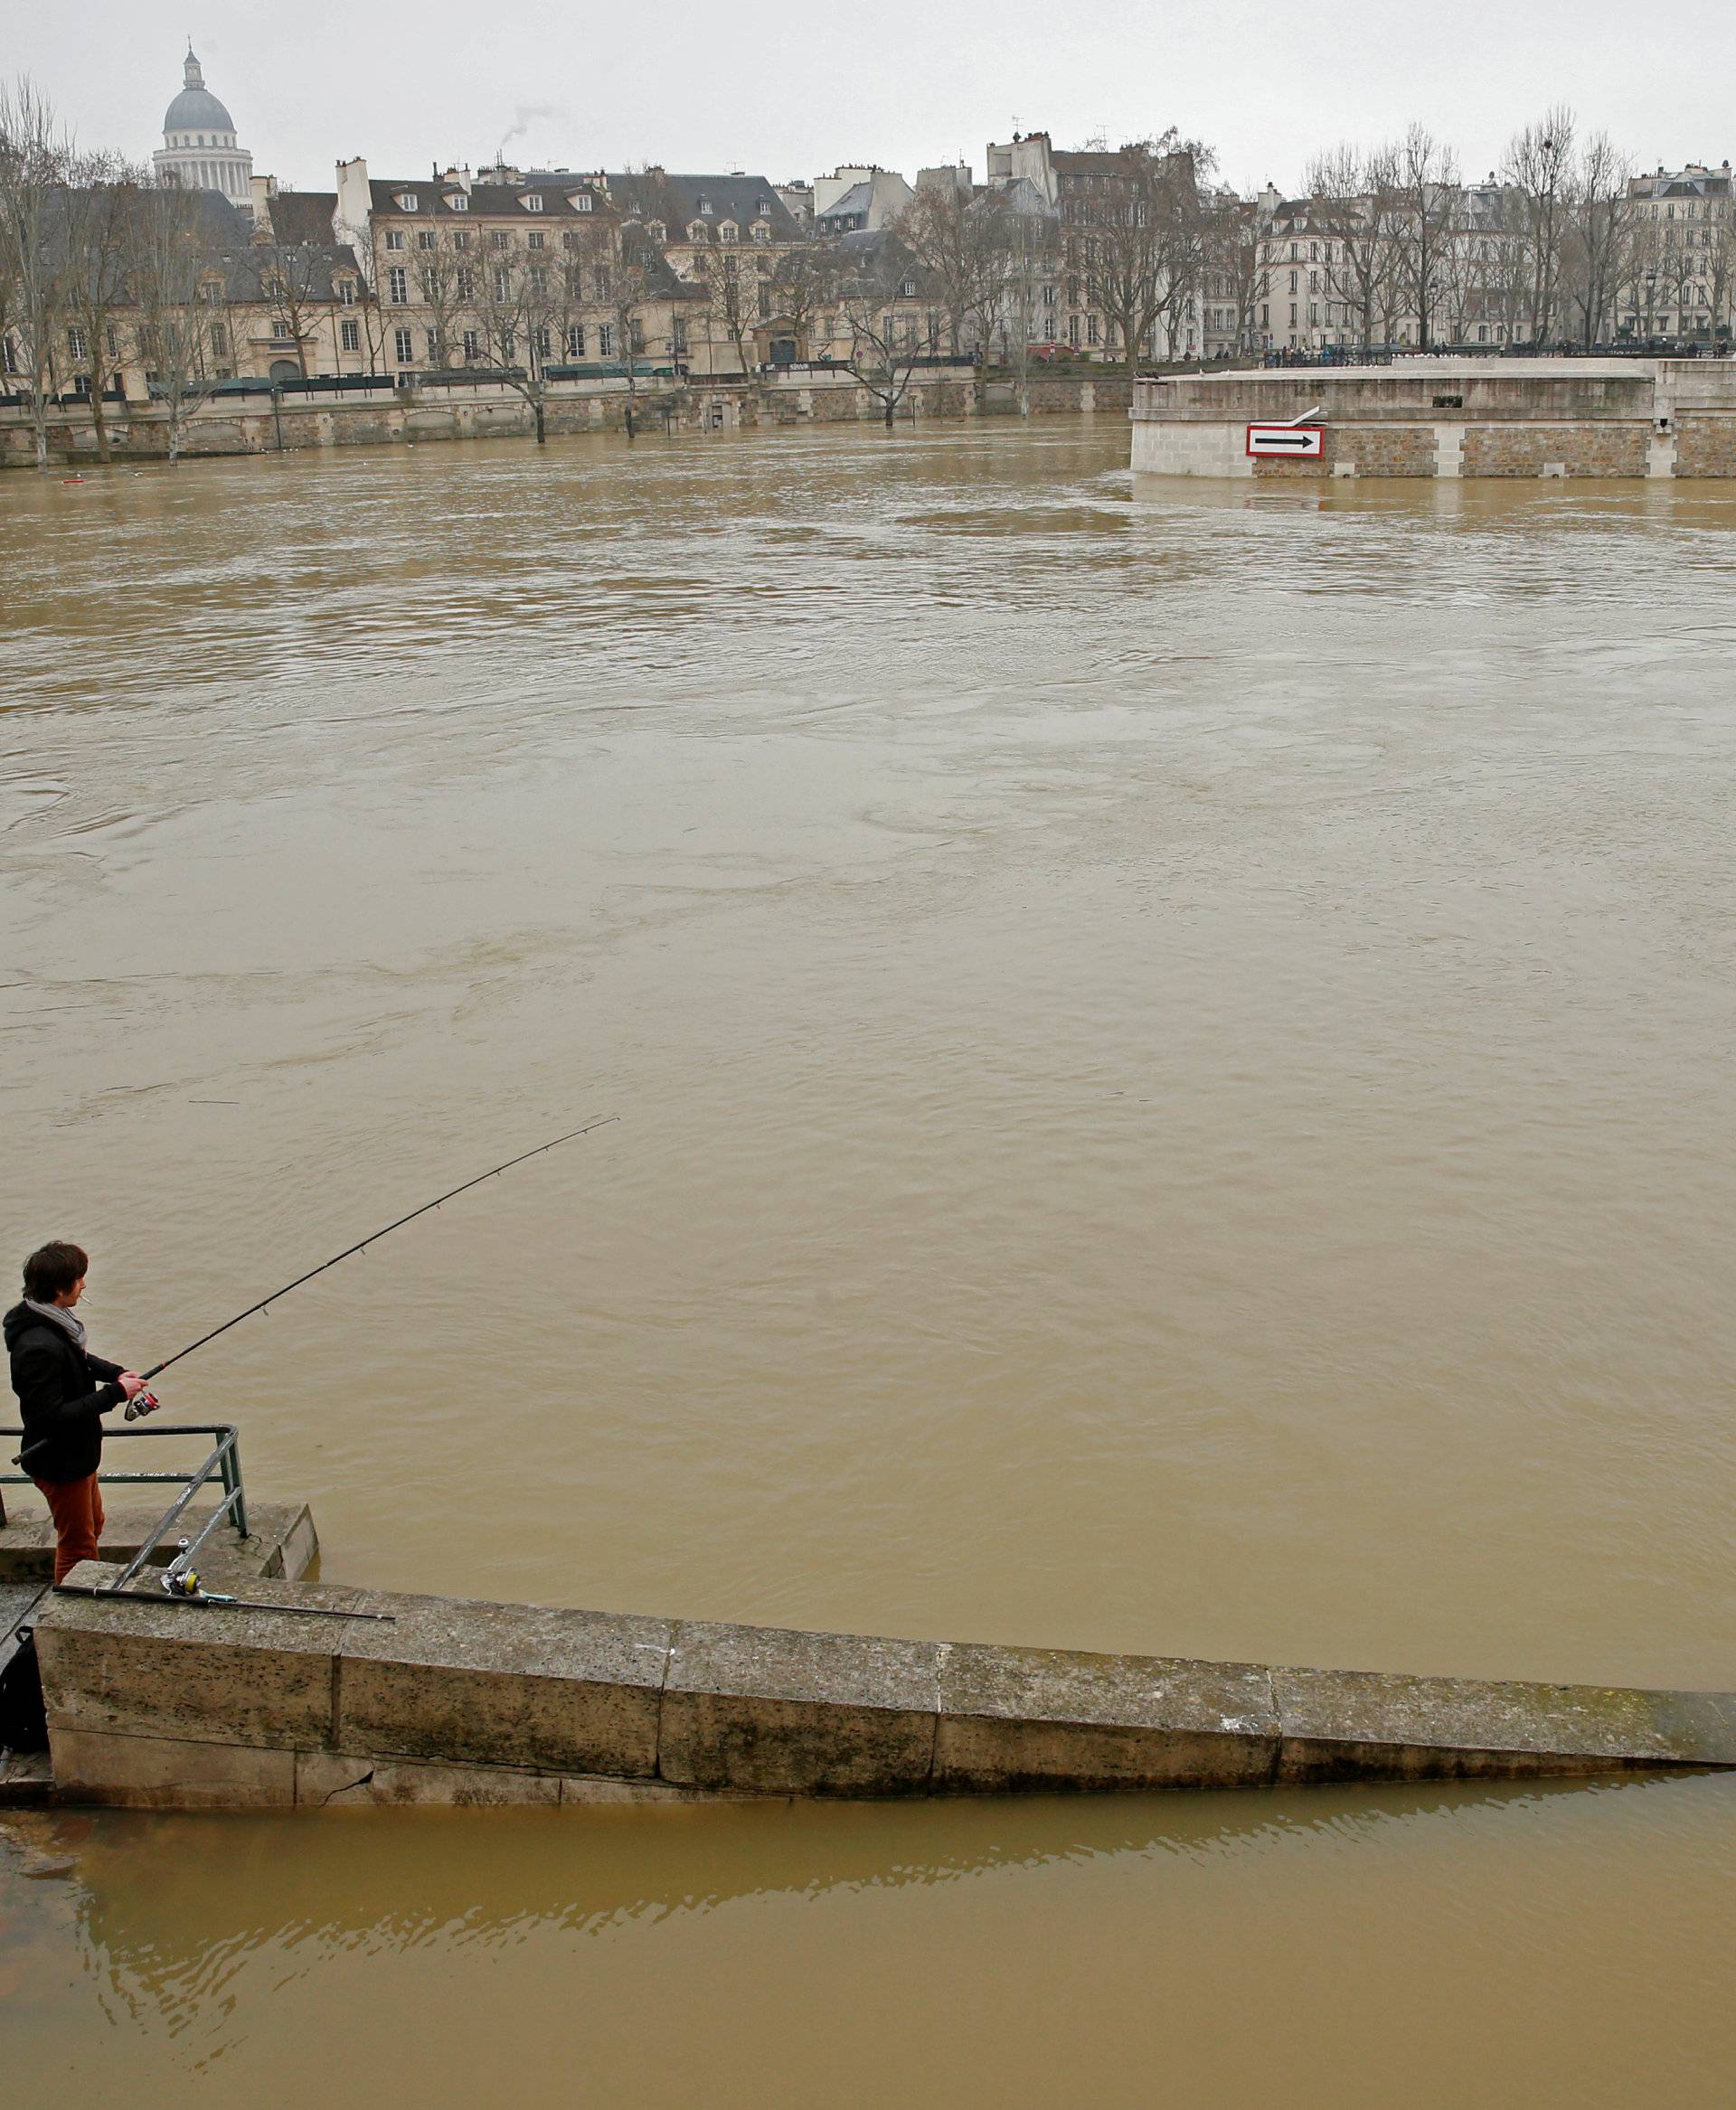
[
  {"xmin": 1131, "ymin": 358, "xmax": 1736, "ymax": 478},
  {"xmin": 1, "ymin": 368, "xmax": 1132, "ymax": 469},
  {"xmin": 31, "ymin": 1559, "xmax": 1736, "ymax": 1809}
]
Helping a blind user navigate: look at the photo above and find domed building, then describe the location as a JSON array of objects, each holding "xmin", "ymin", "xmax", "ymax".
[{"xmin": 153, "ymin": 45, "xmax": 253, "ymax": 203}]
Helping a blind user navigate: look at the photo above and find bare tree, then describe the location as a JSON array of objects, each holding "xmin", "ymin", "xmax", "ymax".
[
  {"xmin": 1390, "ymin": 124, "xmax": 1461, "ymax": 349},
  {"xmin": 1305, "ymin": 146, "xmax": 1406, "ymax": 351},
  {"xmin": 894, "ymin": 179, "xmax": 1005, "ymax": 356},
  {"xmin": 1203, "ymin": 191, "xmax": 1268, "ymax": 353},
  {"xmin": 1563, "ymin": 134, "xmax": 1636, "ymax": 348},
  {"xmin": 988, "ymin": 204, "xmax": 1058, "ymax": 411},
  {"xmin": 769, "ymin": 240, "xmax": 833, "ymax": 361},
  {"xmin": 1504, "ymin": 107, "xmax": 1577, "ymax": 343},
  {"xmin": 410, "ymin": 227, "xmax": 470, "ymax": 369},
  {"xmin": 605, "ymin": 223, "xmax": 659, "ymax": 437},
  {"xmin": 466, "ymin": 231, "xmax": 564, "ymax": 440},
  {"xmin": 59, "ymin": 152, "xmax": 146, "ymax": 459},
  {"xmin": 246, "ymin": 237, "xmax": 331, "ymax": 378},
  {"xmin": 0, "ymin": 77, "xmax": 71, "ymax": 470},
  {"xmin": 1068, "ymin": 135, "xmax": 1215, "ymax": 373},
  {"xmin": 693, "ymin": 233, "xmax": 754, "ymax": 373},
  {"xmin": 830, "ymin": 235, "xmax": 941, "ymax": 428},
  {"xmin": 127, "ymin": 178, "xmax": 228, "ymax": 465}
]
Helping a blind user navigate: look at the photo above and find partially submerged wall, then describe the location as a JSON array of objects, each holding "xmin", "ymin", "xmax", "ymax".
[
  {"xmin": 2, "ymin": 366, "xmax": 1137, "ymax": 468},
  {"xmin": 1131, "ymin": 358, "xmax": 1736, "ymax": 478},
  {"xmin": 32, "ymin": 1561, "xmax": 1736, "ymax": 1809}
]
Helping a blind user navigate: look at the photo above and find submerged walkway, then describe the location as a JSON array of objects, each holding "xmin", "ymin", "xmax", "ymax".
[{"xmin": 18, "ymin": 1516, "xmax": 1736, "ymax": 1808}]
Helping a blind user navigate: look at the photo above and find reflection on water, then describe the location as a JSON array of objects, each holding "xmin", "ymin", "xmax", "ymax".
[
  {"xmin": 5, "ymin": 1775, "xmax": 1736, "ymax": 2105},
  {"xmin": 5, "ymin": 424, "xmax": 1736, "ymax": 2100}
]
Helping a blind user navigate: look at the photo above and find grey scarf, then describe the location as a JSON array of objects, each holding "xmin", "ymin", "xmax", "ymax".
[{"xmin": 23, "ymin": 1295, "xmax": 87, "ymax": 1349}]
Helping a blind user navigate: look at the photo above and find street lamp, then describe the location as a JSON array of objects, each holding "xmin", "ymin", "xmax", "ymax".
[{"xmin": 1645, "ymin": 269, "xmax": 1656, "ymax": 344}]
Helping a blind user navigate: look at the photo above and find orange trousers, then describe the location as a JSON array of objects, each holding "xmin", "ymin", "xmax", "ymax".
[{"xmin": 33, "ymin": 1474, "xmax": 106, "ymax": 1586}]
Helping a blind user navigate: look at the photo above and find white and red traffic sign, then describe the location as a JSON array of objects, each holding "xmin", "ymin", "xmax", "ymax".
[{"xmin": 1246, "ymin": 422, "xmax": 1325, "ymax": 458}]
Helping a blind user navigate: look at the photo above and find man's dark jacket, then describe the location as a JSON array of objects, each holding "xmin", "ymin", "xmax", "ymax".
[{"xmin": 4, "ymin": 1303, "xmax": 125, "ymax": 1483}]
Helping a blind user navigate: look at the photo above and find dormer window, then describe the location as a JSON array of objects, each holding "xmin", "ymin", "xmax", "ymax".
[
  {"xmin": 567, "ymin": 192, "xmax": 593, "ymax": 213},
  {"xmin": 719, "ymin": 221, "xmax": 738, "ymax": 243},
  {"xmin": 689, "ymin": 221, "xmax": 708, "ymax": 243},
  {"xmin": 445, "ymin": 192, "xmax": 468, "ymax": 212},
  {"xmin": 522, "ymin": 193, "xmax": 544, "ymax": 212},
  {"xmin": 395, "ymin": 193, "xmax": 419, "ymax": 212},
  {"xmin": 339, "ymin": 279, "xmax": 357, "ymax": 305},
  {"xmin": 697, "ymin": 196, "xmax": 712, "ymax": 216},
  {"xmin": 648, "ymin": 221, "xmax": 665, "ymax": 243},
  {"xmin": 901, "ymin": 278, "xmax": 917, "ymax": 297},
  {"xmin": 751, "ymin": 220, "xmax": 770, "ymax": 242}
]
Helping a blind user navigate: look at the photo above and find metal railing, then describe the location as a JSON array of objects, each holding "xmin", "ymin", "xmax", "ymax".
[{"xmin": 0, "ymin": 1424, "xmax": 249, "ymax": 1592}]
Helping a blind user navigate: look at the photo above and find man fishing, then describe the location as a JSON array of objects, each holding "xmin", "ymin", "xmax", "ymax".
[{"xmin": 5, "ymin": 1241, "xmax": 147, "ymax": 1584}]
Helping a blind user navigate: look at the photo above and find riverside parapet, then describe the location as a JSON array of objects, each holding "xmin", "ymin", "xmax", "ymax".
[
  {"xmin": 1131, "ymin": 357, "xmax": 1736, "ymax": 479},
  {"xmin": 29, "ymin": 1558, "xmax": 1736, "ymax": 1809}
]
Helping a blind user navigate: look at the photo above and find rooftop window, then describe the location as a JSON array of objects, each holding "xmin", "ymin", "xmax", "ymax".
[
  {"xmin": 522, "ymin": 193, "xmax": 544, "ymax": 212},
  {"xmin": 395, "ymin": 193, "xmax": 419, "ymax": 212}
]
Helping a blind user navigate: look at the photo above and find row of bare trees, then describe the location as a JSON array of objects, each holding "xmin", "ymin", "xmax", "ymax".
[
  {"xmin": 1300, "ymin": 114, "xmax": 1716, "ymax": 352},
  {"xmin": 1, "ymin": 78, "xmax": 252, "ymax": 466}
]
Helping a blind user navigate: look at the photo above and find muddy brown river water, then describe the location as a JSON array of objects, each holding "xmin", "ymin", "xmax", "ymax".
[{"xmin": 3, "ymin": 422, "xmax": 1735, "ymax": 2102}]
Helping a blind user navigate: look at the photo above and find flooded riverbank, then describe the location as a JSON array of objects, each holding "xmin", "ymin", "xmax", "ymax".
[{"xmin": 5, "ymin": 424, "xmax": 1735, "ymax": 2097}]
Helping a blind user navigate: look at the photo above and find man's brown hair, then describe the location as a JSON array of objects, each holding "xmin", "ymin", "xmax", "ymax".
[{"xmin": 23, "ymin": 1242, "xmax": 90, "ymax": 1304}]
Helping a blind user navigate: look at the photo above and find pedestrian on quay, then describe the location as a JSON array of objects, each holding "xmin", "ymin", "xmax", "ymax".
[{"xmin": 5, "ymin": 1241, "xmax": 146, "ymax": 1584}]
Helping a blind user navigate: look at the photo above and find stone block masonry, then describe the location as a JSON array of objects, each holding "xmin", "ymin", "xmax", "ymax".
[
  {"xmin": 1131, "ymin": 358, "xmax": 1736, "ymax": 480},
  {"xmin": 29, "ymin": 1559, "xmax": 1736, "ymax": 1810}
]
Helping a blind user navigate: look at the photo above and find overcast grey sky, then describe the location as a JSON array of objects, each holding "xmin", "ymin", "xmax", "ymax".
[{"xmin": 11, "ymin": 0, "xmax": 1722, "ymax": 196}]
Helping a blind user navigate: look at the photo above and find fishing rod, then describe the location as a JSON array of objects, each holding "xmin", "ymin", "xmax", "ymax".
[{"xmin": 130, "ymin": 1115, "xmax": 619, "ymax": 1396}]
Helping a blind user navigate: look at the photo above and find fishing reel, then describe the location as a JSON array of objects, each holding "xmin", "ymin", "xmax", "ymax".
[{"xmin": 123, "ymin": 1386, "xmax": 162, "ymax": 1423}]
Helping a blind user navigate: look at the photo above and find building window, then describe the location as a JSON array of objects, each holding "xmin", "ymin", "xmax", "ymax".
[
  {"xmin": 446, "ymin": 193, "xmax": 468, "ymax": 212},
  {"xmin": 453, "ymin": 232, "xmax": 470, "ymax": 251},
  {"xmin": 674, "ymin": 320, "xmax": 688, "ymax": 354},
  {"xmin": 561, "ymin": 231, "xmax": 578, "ymax": 250},
  {"xmin": 387, "ymin": 267, "xmax": 408, "ymax": 303},
  {"xmin": 599, "ymin": 324, "xmax": 613, "ymax": 356},
  {"xmin": 491, "ymin": 231, "xmax": 508, "ymax": 250},
  {"xmin": 697, "ymin": 196, "xmax": 712, "ymax": 216},
  {"xmin": 209, "ymin": 323, "xmax": 228, "ymax": 354},
  {"xmin": 418, "ymin": 231, "xmax": 435, "ymax": 250},
  {"xmin": 385, "ymin": 230, "xmax": 405, "ymax": 250},
  {"xmin": 341, "ymin": 319, "xmax": 361, "ymax": 351},
  {"xmin": 566, "ymin": 324, "xmax": 585, "ymax": 356},
  {"xmin": 719, "ymin": 221, "xmax": 738, "ymax": 243},
  {"xmin": 105, "ymin": 325, "xmax": 119, "ymax": 357},
  {"xmin": 67, "ymin": 325, "xmax": 88, "ymax": 360},
  {"xmin": 395, "ymin": 193, "xmax": 419, "ymax": 212},
  {"xmin": 428, "ymin": 331, "xmax": 442, "ymax": 363},
  {"xmin": 1068, "ymin": 314, "xmax": 1080, "ymax": 345},
  {"xmin": 495, "ymin": 267, "xmax": 510, "ymax": 301},
  {"xmin": 901, "ymin": 278, "xmax": 917, "ymax": 297},
  {"xmin": 457, "ymin": 268, "xmax": 475, "ymax": 298},
  {"xmin": 528, "ymin": 231, "xmax": 545, "ymax": 250},
  {"xmin": 394, "ymin": 326, "xmax": 413, "ymax": 362},
  {"xmin": 462, "ymin": 328, "xmax": 481, "ymax": 361},
  {"xmin": 593, "ymin": 266, "xmax": 610, "ymax": 299},
  {"xmin": 689, "ymin": 221, "xmax": 708, "ymax": 243},
  {"xmin": 569, "ymin": 192, "xmax": 593, "ymax": 212},
  {"xmin": 523, "ymin": 193, "xmax": 544, "ymax": 212},
  {"xmin": 534, "ymin": 325, "xmax": 552, "ymax": 357},
  {"xmin": 339, "ymin": 279, "xmax": 356, "ymax": 305},
  {"xmin": 648, "ymin": 221, "xmax": 666, "ymax": 243},
  {"xmin": 201, "ymin": 278, "xmax": 224, "ymax": 305},
  {"xmin": 1087, "ymin": 314, "xmax": 1099, "ymax": 344}
]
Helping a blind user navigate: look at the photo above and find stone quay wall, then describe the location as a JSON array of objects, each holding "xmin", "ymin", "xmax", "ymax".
[
  {"xmin": 1131, "ymin": 358, "xmax": 1736, "ymax": 479},
  {"xmin": 30, "ymin": 1558, "xmax": 1736, "ymax": 1810},
  {"xmin": 0, "ymin": 368, "xmax": 1132, "ymax": 469}
]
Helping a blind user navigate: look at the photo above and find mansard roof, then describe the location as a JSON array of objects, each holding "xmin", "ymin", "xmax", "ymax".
[{"xmin": 368, "ymin": 178, "xmax": 608, "ymax": 217}]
